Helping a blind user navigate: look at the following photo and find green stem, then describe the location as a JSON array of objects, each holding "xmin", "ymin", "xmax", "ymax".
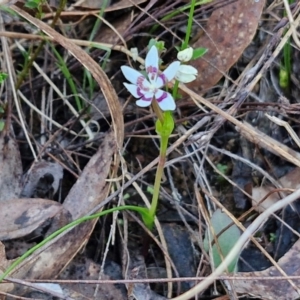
[
  {"xmin": 172, "ymin": 80, "xmax": 180, "ymax": 101},
  {"xmin": 0, "ymin": 205, "xmax": 149, "ymax": 282},
  {"xmin": 281, "ymin": 0, "xmax": 294, "ymax": 92},
  {"xmin": 172, "ymin": 0, "xmax": 196, "ymax": 100},
  {"xmin": 182, "ymin": 0, "xmax": 197, "ymax": 49},
  {"xmin": 148, "ymin": 128, "xmax": 169, "ymax": 230},
  {"xmin": 149, "ymin": 0, "xmax": 211, "ymax": 34}
]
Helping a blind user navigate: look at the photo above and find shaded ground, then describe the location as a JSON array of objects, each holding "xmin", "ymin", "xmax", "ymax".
[{"xmin": 1, "ymin": 0, "xmax": 300, "ymax": 299}]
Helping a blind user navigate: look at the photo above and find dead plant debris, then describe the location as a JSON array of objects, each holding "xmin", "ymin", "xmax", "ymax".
[{"xmin": 1, "ymin": 0, "xmax": 300, "ymax": 299}]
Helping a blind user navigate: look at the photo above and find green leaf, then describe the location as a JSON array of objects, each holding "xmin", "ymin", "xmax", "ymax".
[
  {"xmin": 155, "ymin": 112, "xmax": 174, "ymax": 137},
  {"xmin": 0, "ymin": 72, "xmax": 8, "ymax": 84},
  {"xmin": 216, "ymin": 163, "xmax": 228, "ymax": 175},
  {"xmin": 0, "ymin": 204, "xmax": 154, "ymax": 282},
  {"xmin": 204, "ymin": 209, "xmax": 241, "ymax": 273},
  {"xmin": 147, "ymin": 186, "xmax": 154, "ymax": 194},
  {"xmin": 147, "ymin": 39, "xmax": 165, "ymax": 52},
  {"xmin": 269, "ymin": 232, "xmax": 277, "ymax": 242},
  {"xmin": 0, "ymin": 120, "xmax": 4, "ymax": 132},
  {"xmin": 25, "ymin": 0, "xmax": 40, "ymax": 9},
  {"xmin": 192, "ymin": 47, "xmax": 208, "ymax": 60},
  {"xmin": 279, "ymin": 68, "xmax": 289, "ymax": 89},
  {"xmin": 132, "ymin": 206, "xmax": 153, "ymax": 230}
]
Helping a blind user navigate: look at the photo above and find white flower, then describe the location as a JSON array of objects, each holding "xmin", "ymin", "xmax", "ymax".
[
  {"xmin": 177, "ymin": 47, "xmax": 193, "ymax": 62},
  {"xmin": 130, "ymin": 47, "xmax": 139, "ymax": 62},
  {"xmin": 121, "ymin": 46, "xmax": 180, "ymax": 111},
  {"xmin": 175, "ymin": 65, "xmax": 198, "ymax": 83}
]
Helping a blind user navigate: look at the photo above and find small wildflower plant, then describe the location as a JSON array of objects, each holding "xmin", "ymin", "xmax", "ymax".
[
  {"xmin": 0, "ymin": 0, "xmax": 208, "ymax": 282},
  {"xmin": 119, "ymin": 40, "xmax": 207, "ymax": 231}
]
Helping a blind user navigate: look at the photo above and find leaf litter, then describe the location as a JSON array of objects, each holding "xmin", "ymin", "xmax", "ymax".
[
  {"xmin": 2, "ymin": 132, "xmax": 117, "ymax": 295},
  {"xmin": 2, "ymin": 0, "xmax": 300, "ymax": 299},
  {"xmin": 21, "ymin": 161, "xmax": 63, "ymax": 198},
  {"xmin": 0, "ymin": 198, "xmax": 62, "ymax": 241},
  {"xmin": 0, "ymin": 130, "xmax": 22, "ymax": 202}
]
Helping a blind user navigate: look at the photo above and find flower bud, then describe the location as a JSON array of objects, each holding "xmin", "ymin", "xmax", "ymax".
[
  {"xmin": 175, "ymin": 65, "xmax": 198, "ymax": 83},
  {"xmin": 130, "ymin": 47, "xmax": 139, "ymax": 62},
  {"xmin": 177, "ymin": 47, "xmax": 193, "ymax": 62}
]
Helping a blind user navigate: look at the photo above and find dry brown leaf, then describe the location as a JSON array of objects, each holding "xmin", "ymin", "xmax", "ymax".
[
  {"xmin": 21, "ymin": 161, "xmax": 63, "ymax": 198},
  {"xmin": 0, "ymin": 131, "xmax": 22, "ymax": 202},
  {"xmin": 252, "ymin": 168, "xmax": 300, "ymax": 212},
  {"xmin": 63, "ymin": 131, "xmax": 116, "ymax": 219},
  {"xmin": 126, "ymin": 250, "xmax": 168, "ymax": 300},
  {"xmin": 7, "ymin": 132, "xmax": 116, "ymax": 289},
  {"xmin": 95, "ymin": 13, "xmax": 132, "ymax": 45},
  {"xmin": 234, "ymin": 238, "xmax": 300, "ymax": 300},
  {"xmin": 0, "ymin": 242, "xmax": 15, "ymax": 293},
  {"xmin": 0, "ymin": 199, "xmax": 62, "ymax": 241},
  {"xmin": 189, "ymin": 0, "xmax": 265, "ymax": 92}
]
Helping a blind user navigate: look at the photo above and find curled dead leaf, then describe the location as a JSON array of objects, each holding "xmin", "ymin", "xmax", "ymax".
[
  {"xmin": 190, "ymin": 0, "xmax": 265, "ymax": 92},
  {"xmin": 252, "ymin": 168, "xmax": 300, "ymax": 212},
  {"xmin": 0, "ymin": 132, "xmax": 22, "ymax": 202},
  {"xmin": 0, "ymin": 198, "xmax": 62, "ymax": 240},
  {"xmin": 234, "ymin": 238, "xmax": 300, "ymax": 300}
]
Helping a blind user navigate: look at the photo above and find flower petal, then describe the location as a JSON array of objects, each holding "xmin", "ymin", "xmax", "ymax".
[
  {"xmin": 136, "ymin": 76, "xmax": 152, "ymax": 92},
  {"xmin": 123, "ymin": 83, "xmax": 140, "ymax": 98},
  {"xmin": 124, "ymin": 82, "xmax": 154, "ymax": 101},
  {"xmin": 145, "ymin": 46, "xmax": 159, "ymax": 84},
  {"xmin": 121, "ymin": 66, "xmax": 144, "ymax": 84},
  {"xmin": 156, "ymin": 61, "xmax": 181, "ymax": 88},
  {"xmin": 178, "ymin": 65, "xmax": 198, "ymax": 75},
  {"xmin": 175, "ymin": 65, "xmax": 198, "ymax": 83},
  {"xmin": 136, "ymin": 99, "xmax": 152, "ymax": 107},
  {"xmin": 140, "ymin": 91, "xmax": 154, "ymax": 101},
  {"xmin": 155, "ymin": 89, "xmax": 176, "ymax": 111},
  {"xmin": 177, "ymin": 47, "xmax": 193, "ymax": 62},
  {"xmin": 175, "ymin": 73, "xmax": 197, "ymax": 83}
]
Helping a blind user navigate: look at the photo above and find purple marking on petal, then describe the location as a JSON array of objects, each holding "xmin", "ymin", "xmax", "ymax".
[
  {"xmin": 156, "ymin": 91, "xmax": 168, "ymax": 103},
  {"xmin": 142, "ymin": 95, "xmax": 153, "ymax": 101},
  {"xmin": 137, "ymin": 88, "xmax": 144, "ymax": 98},
  {"xmin": 147, "ymin": 66, "xmax": 158, "ymax": 82},
  {"xmin": 155, "ymin": 90, "xmax": 176, "ymax": 110},
  {"xmin": 137, "ymin": 76, "xmax": 150, "ymax": 92},
  {"xmin": 137, "ymin": 88, "xmax": 153, "ymax": 101},
  {"xmin": 157, "ymin": 73, "xmax": 167, "ymax": 85},
  {"xmin": 145, "ymin": 46, "xmax": 159, "ymax": 79}
]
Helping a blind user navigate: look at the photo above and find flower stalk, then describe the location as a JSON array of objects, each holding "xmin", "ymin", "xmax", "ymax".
[
  {"xmin": 120, "ymin": 41, "xmax": 200, "ymax": 232},
  {"xmin": 148, "ymin": 111, "xmax": 174, "ymax": 229}
]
